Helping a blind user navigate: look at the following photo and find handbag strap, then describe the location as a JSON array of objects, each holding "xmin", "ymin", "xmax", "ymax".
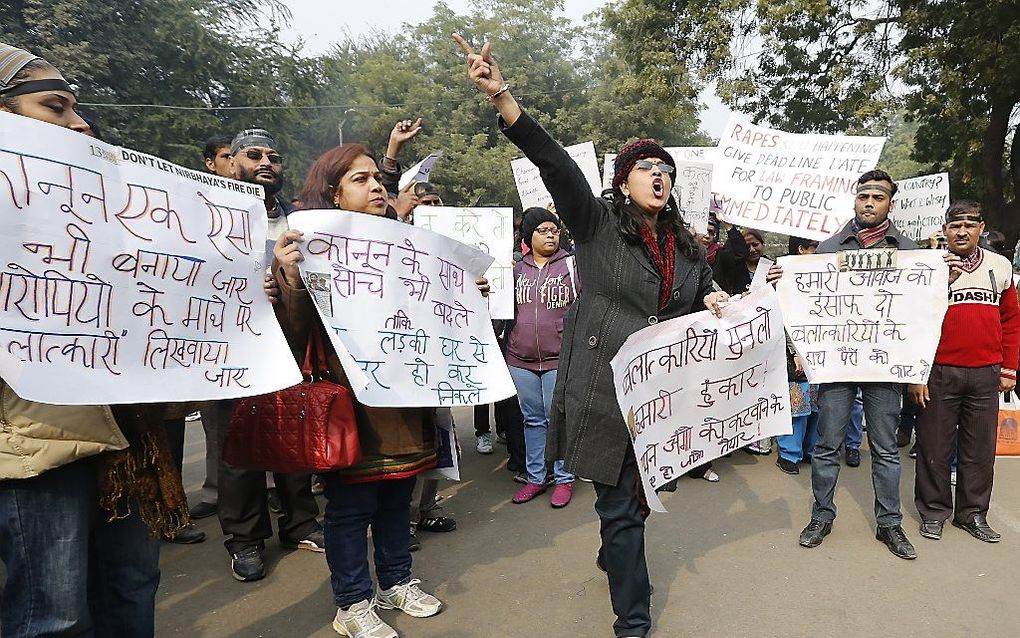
[{"xmin": 301, "ymin": 328, "xmax": 331, "ymax": 379}]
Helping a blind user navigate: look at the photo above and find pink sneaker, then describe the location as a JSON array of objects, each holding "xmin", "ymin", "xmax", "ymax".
[
  {"xmin": 513, "ymin": 482, "xmax": 547, "ymax": 504},
  {"xmin": 549, "ymin": 483, "xmax": 574, "ymax": 508}
]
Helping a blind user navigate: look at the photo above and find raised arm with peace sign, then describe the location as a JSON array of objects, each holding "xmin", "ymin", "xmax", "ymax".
[{"xmin": 453, "ymin": 33, "xmax": 522, "ymax": 127}]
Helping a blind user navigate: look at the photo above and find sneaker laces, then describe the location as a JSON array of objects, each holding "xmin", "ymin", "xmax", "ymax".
[
  {"xmin": 345, "ymin": 600, "xmax": 383, "ymax": 630},
  {"xmin": 394, "ymin": 578, "xmax": 428, "ymax": 605}
]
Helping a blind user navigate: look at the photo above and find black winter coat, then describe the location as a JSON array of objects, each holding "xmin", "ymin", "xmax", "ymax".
[{"xmin": 502, "ymin": 112, "xmax": 715, "ymax": 486}]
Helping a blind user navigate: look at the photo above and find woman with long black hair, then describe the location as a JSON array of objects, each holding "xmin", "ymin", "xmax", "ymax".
[{"xmin": 455, "ymin": 35, "xmax": 729, "ymax": 638}]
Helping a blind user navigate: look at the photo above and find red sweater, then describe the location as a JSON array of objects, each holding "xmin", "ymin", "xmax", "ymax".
[{"xmin": 934, "ymin": 248, "xmax": 1020, "ymax": 379}]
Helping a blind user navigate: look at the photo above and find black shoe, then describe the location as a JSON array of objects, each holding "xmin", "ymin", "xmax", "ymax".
[
  {"xmin": 512, "ymin": 471, "xmax": 528, "ymax": 484},
  {"xmin": 800, "ymin": 454, "xmax": 812, "ymax": 464},
  {"xmin": 952, "ymin": 514, "xmax": 1001, "ymax": 543},
  {"xmin": 799, "ymin": 520, "xmax": 831, "ymax": 548},
  {"xmin": 876, "ymin": 525, "xmax": 917, "ymax": 559},
  {"xmin": 230, "ymin": 546, "xmax": 266, "ymax": 582},
  {"xmin": 845, "ymin": 448, "xmax": 861, "ymax": 467},
  {"xmin": 919, "ymin": 519, "xmax": 944, "ymax": 540},
  {"xmin": 896, "ymin": 428, "xmax": 912, "ymax": 448},
  {"xmin": 281, "ymin": 529, "xmax": 325, "ymax": 553},
  {"xmin": 266, "ymin": 488, "xmax": 283, "ymax": 514},
  {"xmin": 776, "ymin": 457, "xmax": 800, "ymax": 475},
  {"xmin": 164, "ymin": 524, "xmax": 206, "ymax": 544},
  {"xmin": 908, "ymin": 443, "xmax": 918, "ymax": 459},
  {"xmin": 418, "ymin": 515, "xmax": 457, "ymax": 533},
  {"xmin": 189, "ymin": 501, "xmax": 217, "ymax": 520},
  {"xmin": 408, "ymin": 532, "xmax": 421, "ymax": 552}
]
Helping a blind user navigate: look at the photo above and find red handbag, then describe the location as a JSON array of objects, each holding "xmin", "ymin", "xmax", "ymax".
[{"xmin": 224, "ymin": 329, "xmax": 361, "ymax": 474}]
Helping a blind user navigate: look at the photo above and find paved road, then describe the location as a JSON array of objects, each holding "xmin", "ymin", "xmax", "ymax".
[{"xmin": 157, "ymin": 408, "xmax": 1020, "ymax": 637}]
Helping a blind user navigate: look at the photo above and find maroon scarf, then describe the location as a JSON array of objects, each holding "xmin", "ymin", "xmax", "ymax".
[
  {"xmin": 851, "ymin": 218, "xmax": 891, "ymax": 248},
  {"xmin": 638, "ymin": 222, "xmax": 676, "ymax": 310}
]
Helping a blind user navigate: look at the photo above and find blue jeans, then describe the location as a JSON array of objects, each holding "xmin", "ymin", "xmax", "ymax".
[
  {"xmin": 0, "ymin": 457, "xmax": 161, "ymax": 637},
  {"xmin": 778, "ymin": 412, "xmax": 819, "ymax": 463},
  {"xmin": 508, "ymin": 366, "xmax": 573, "ymax": 485},
  {"xmin": 322, "ymin": 474, "xmax": 416, "ymax": 609},
  {"xmin": 846, "ymin": 390, "xmax": 864, "ymax": 450},
  {"xmin": 811, "ymin": 383, "xmax": 903, "ymax": 526}
]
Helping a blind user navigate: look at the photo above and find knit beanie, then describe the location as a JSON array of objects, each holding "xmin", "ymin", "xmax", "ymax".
[
  {"xmin": 520, "ymin": 207, "xmax": 559, "ymax": 248},
  {"xmin": 612, "ymin": 139, "xmax": 675, "ymax": 190}
]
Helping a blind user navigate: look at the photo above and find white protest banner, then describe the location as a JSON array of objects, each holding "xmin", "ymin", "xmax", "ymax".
[
  {"xmin": 399, "ymin": 152, "xmax": 443, "ymax": 191},
  {"xmin": 289, "ymin": 209, "xmax": 516, "ymax": 407},
  {"xmin": 610, "ymin": 286, "xmax": 791, "ymax": 512},
  {"xmin": 891, "ymin": 172, "xmax": 950, "ymax": 243},
  {"xmin": 711, "ymin": 116, "xmax": 886, "ymax": 241},
  {"xmin": 512, "ymin": 141, "xmax": 600, "ymax": 210},
  {"xmin": 0, "ymin": 112, "xmax": 302, "ymax": 404},
  {"xmin": 414, "ymin": 206, "xmax": 514, "ymax": 320},
  {"xmin": 674, "ymin": 161, "xmax": 714, "ymax": 234},
  {"xmin": 776, "ymin": 249, "xmax": 948, "ymax": 385},
  {"xmin": 602, "ymin": 147, "xmax": 718, "ymax": 191}
]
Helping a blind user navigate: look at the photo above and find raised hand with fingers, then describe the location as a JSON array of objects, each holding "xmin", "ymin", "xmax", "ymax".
[
  {"xmin": 388, "ymin": 118, "xmax": 423, "ymax": 153},
  {"xmin": 453, "ymin": 34, "xmax": 504, "ymax": 95}
]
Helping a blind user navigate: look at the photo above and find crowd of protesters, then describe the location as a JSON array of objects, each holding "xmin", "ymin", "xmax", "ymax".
[{"xmin": 1, "ymin": 36, "xmax": 1018, "ymax": 638}]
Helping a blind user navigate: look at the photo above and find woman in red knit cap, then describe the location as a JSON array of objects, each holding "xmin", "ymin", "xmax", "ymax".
[{"xmin": 457, "ymin": 35, "xmax": 729, "ymax": 638}]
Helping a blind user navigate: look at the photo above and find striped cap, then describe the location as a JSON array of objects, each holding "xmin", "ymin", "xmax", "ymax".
[{"xmin": 0, "ymin": 44, "xmax": 41, "ymax": 90}]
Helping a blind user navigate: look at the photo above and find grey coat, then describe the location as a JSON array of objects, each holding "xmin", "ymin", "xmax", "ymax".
[{"xmin": 502, "ymin": 113, "xmax": 715, "ymax": 486}]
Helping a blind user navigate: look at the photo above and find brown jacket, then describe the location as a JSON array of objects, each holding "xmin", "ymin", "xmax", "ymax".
[{"xmin": 272, "ymin": 263, "xmax": 432, "ymax": 457}]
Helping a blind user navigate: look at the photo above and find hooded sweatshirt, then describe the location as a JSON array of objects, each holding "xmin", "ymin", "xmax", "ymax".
[{"xmin": 506, "ymin": 248, "xmax": 579, "ymax": 372}]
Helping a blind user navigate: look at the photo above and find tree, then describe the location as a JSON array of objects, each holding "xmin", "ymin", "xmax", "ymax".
[{"xmin": 604, "ymin": 0, "xmax": 1020, "ymax": 240}]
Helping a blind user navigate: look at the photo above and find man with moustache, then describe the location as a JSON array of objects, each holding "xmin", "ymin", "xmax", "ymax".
[
  {"xmin": 909, "ymin": 201, "xmax": 1020, "ymax": 543},
  {"xmin": 769, "ymin": 170, "xmax": 955, "ymax": 559},
  {"xmin": 207, "ymin": 128, "xmax": 323, "ymax": 582}
]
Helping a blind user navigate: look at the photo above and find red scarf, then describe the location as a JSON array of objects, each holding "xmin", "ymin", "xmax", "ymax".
[
  {"xmin": 851, "ymin": 218, "xmax": 891, "ymax": 248},
  {"xmin": 638, "ymin": 223, "xmax": 676, "ymax": 310}
]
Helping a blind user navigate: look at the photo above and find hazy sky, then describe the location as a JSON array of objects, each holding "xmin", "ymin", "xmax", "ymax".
[{"xmin": 278, "ymin": 0, "xmax": 737, "ymax": 137}]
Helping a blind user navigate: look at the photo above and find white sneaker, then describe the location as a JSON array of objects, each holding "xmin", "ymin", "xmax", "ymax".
[
  {"xmin": 332, "ymin": 599, "xmax": 397, "ymax": 638},
  {"xmin": 376, "ymin": 578, "xmax": 443, "ymax": 618},
  {"xmin": 476, "ymin": 433, "xmax": 494, "ymax": 454}
]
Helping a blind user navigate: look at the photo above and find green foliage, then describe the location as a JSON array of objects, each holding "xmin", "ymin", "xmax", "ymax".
[
  {"xmin": 605, "ymin": 0, "xmax": 1020, "ymax": 239},
  {"xmin": 1, "ymin": 0, "xmax": 707, "ymax": 212}
]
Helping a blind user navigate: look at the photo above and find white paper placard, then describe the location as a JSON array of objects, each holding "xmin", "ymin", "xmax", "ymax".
[
  {"xmin": 610, "ymin": 286, "xmax": 792, "ymax": 512},
  {"xmin": 776, "ymin": 249, "xmax": 949, "ymax": 384},
  {"xmin": 512, "ymin": 141, "xmax": 601, "ymax": 211},
  {"xmin": 0, "ymin": 111, "xmax": 302, "ymax": 404},
  {"xmin": 891, "ymin": 172, "xmax": 950, "ymax": 243},
  {"xmin": 711, "ymin": 116, "xmax": 886, "ymax": 241},
  {"xmin": 413, "ymin": 207, "xmax": 514, "ymax": 320},
  {"xmin": 289, "ymin": 209, "xmax": 516, "ymax": 407},
  {"xmin": 399, "ymin": 152, "xmax": 443, "ymax": 191}
]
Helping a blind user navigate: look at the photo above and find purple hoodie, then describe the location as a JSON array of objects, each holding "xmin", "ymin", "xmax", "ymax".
[{"xmin": 505, "ymin": 249, "xmax": 579, "ymax": 372}]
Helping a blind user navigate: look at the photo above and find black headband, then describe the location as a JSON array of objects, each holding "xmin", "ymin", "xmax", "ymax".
[{"xmin": 0, "ymin": 78, "xmax": 75, "ymax": 97}]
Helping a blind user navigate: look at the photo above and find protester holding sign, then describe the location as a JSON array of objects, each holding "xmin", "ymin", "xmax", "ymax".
[
  {"xmin": 0, "ymin": 43, "xmax": 178, "ymax": 637},
  {"xmin": 276, "ymin": 141, "xmax": 494, "ymax": 638},
  {"xmin": 456, "ymin": 34, "xmax": 727, "ymax": 638},
  {"xmin": 909, "ymin": 201, "xmax": 1020, "ymax": 543},
  {"xmin": 770, "ymin": 169, "xmax": 963, "ymax": 560}
]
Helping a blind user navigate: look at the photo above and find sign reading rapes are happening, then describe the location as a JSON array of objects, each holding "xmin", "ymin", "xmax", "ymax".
[
  {"xmin": 776, "ymin": 250, "xmax": 949, "ymax": 385},
  {"xmin": 0, "ymin": 111, "xmax": 302, "ymax": 404},
  {"xmin": 290, "ymin": 209, "xmax": 516, "ymax": 408},
  {"xmin": 711, "ymin": 116, "xmax": 886, "ymax": 241},
  {"xmin": 610, "ymin": 286, "xmax": 792, "ymax": 512}
]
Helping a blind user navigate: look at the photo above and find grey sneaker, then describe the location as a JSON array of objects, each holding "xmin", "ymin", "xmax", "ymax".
[
  {"xmin": 476, "ymin": 433, "xmax": 494, "ymax": 454},
  {"xmin": 376, "ymin": 578, "xmax": 442, "ymax": 618},
  {"xmin": 332, "ymin": 599, "xmax": 396, "ymax": 638}
]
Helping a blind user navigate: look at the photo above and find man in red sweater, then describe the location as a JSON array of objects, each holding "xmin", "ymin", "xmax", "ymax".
[{"xmin": 909, "ymin": 201, "xmax": 1020, "ymax": 543}]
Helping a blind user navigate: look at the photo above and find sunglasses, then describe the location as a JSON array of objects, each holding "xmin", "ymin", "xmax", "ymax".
[
  {"xmin": 244, "ymin": 149, "xmax": 284, "ymax": 164},
  {"xmin": 633, "ymin": 159, "xmax": 674, "ymax": 175}
]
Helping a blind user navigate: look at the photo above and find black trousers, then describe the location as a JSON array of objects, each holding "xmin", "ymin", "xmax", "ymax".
[
  {"xmin": 206, "ymin": 400, "xmax": 321, "ymax": 553},
  {"xmin": 915, "ymin": 364, "xmax": 1000, "ymax": 523},
  {"xmin": 495, "ymin": 395, "xmax": 526, "ymax": 471},
  {"xmin": 594, "ymin": 447, "xmax": 651, "ymax": 638}
]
